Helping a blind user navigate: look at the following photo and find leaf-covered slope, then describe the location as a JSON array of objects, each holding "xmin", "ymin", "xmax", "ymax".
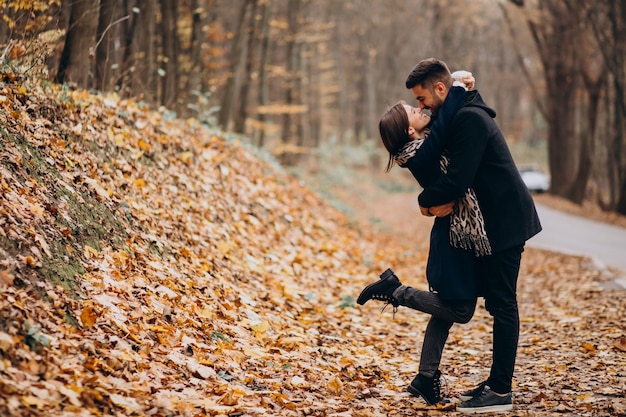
[
  {"xmin": 1, "ymin": 81, "xmax": 625, "ymax": 417},
  {"xmin": 0, "ymin": 80, "xmax": 420, "ymax": 416}
]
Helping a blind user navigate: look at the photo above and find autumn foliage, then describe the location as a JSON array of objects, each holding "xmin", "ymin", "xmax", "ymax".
[{"xmin": 0, "ymin": 77, "xmax": 625, "ymax": 416}]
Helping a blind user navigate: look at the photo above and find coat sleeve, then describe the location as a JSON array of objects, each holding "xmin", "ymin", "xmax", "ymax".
[
  {"xmin": 403, "ymin": 87, "xmax": 467, "ymax": 177},
  {"xmin": 418, "ymin": 108, "xmax": 490, "ymax": 208}
]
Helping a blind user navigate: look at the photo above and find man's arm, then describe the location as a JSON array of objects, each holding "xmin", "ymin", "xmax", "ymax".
[
  {"xmin": 420, "ymin": 201, "xmax": 455, "ymax": 217},
  {"xmin": 418, "ymin": 108, "xmax": 490, "ymax": 208},
  {"xmin": 403, "ymin": 87, "xmax": 466, "ymax": 173}
]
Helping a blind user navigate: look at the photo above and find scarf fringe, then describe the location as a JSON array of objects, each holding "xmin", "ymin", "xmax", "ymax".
[
  {"xmin": 395, "ymin": 139, "xmax": 493, "ymax": 258},
  {"xmin": 450, "ymin": 231, "xmax": 493, "ymax": 257}
]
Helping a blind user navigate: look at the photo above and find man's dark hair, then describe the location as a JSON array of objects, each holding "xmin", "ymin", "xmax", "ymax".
[{"xmin": 405, "ymin": 58, "xmax": 453, "ymax": 90}]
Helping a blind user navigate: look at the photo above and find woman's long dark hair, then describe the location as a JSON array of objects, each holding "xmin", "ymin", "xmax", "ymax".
[{"xmin": 379, "ymin": 101, "xmax": 411, "ymax": 172}]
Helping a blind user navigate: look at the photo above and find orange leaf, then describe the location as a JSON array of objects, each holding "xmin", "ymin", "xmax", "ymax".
[
  {"xmin": 581, "ymin": 342, "xmax": 596, "ymax": 352},
  {"xmin": 80, "ymin": 302, "xmax": 98, "ymax": 328}
]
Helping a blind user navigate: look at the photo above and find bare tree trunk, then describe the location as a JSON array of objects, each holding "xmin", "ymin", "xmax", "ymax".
[
  {"xmin": 218, "ymin": 0, "xmax": 252, "ymax": 131},
  {"xmin": 585, "ymin": 0, "xmax": 626, "ymax": 213},
  {"xmin": 352, "ymin": 41, "xmax": 367, "ymax": 143},
  {"xmin": 183, "ymin": 0, "xmax": 212, "ymax": 117},
  {"xmin": 294, "ymin": 41, "xmax": 304, "ymax": 149},
  {"xmin": 307, "ymin": 42, "xmax": 321, "ymax": 148},
  {"xmin": 333, "ymin": 12, "xmax": 346, "ymax": 141},
  {"xmin": 95, "ymin": 0, "xmax": 119, "ymax": 91},
  {"xmin": 281, "ymin": 0, "xmax": 297, "ymax": 145},
  {"xmin": 159, "ymin": 0, "xmax": 179, "ymax": 109},
  {"xmin": 521, "ymin": 0, "xmax": 581, "ymax": 199},
  {"xmin": 121, "ymin": 0, "xmax": 157, "ymax": 103},
  {"xmin": 256, "ymin": 0, "xmax": 273, "ymax": 147},
  {"xmin": 119, "ymin": 0, "xmax": 141, "ymax": 95},
  {"xmin": 365, "ymin": 48, "xmax": 377, "ymax": 142},
  {"xmin": 233, "ymin": 0, "xmax": 260, "ymax": 134},
  {"xmin": 0, "ymin": 3, "xmax": 11, "ymax": 46},
  {"xmin": 280, "ymin": 0, "xmax": 301, "ymax": 164},
  {"xmin": 56, "ymin": 0, "xmax": 101, "ymax": 88},
  {"xmin": 570, "ymin": 72, "xmax": 606, "ymax": 203}
]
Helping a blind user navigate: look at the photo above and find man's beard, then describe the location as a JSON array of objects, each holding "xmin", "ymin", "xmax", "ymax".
[{"xmin": 430, "ymin": 90, "xmax": 445, "ymax": 116}]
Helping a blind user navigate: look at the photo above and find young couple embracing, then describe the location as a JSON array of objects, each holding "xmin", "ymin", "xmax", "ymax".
[{"xmin": 357, "ymin": 58, "xmax": 541, "ymax": 414}]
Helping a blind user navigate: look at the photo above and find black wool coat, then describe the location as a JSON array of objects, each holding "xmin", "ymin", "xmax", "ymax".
[{"xmin": 412, "ymin": 90, "xmax": 542, "ymax": 253}]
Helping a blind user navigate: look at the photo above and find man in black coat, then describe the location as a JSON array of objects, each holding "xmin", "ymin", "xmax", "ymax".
[{"xmin": 404, "ymin": 58, "xmax": 542, "ymax": 414}]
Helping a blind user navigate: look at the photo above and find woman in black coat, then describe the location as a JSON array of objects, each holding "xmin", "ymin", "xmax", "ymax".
[{"xmin": 357, "ymin": 77, "xmax": 486, "ymax": 405}]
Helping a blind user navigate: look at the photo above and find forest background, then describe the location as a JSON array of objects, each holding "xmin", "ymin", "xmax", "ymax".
[
  {"xmin": 1, "ymin": 1, "xmax": 626, "ymax": 416},
  {"xmin": 3, "ymin": 0, "xmax": 626, "ymax": 215}
]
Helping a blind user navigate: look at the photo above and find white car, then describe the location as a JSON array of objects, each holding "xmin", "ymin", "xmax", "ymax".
[{"xmin": 519, "ymin": 165, "xmax": 550, "ymax": 193}]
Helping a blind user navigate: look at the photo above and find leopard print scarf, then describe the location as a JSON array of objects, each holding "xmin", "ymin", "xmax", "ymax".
[{"xmin": 395, "ymin": 139, "xmax": 492, "ymax": 257}]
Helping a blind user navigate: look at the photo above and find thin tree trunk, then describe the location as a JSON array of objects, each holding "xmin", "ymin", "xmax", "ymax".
[
  {"xmin": 56, "ymin": 0, "xmax": 101, "ymax": 88},
  {"xmin": 256, "ymin": 0, "xmax": 273, "ymax": 148},
  {"xmin": 159, "ymin": 0, "xmax": 179, "ymax": 109},
  {"xmin": 280, "ymin": 0, "xmax": 301, "ymax": 158},
  {"xmin": 570, "ymin": 72, "xmax": 605, "ymax": 203},
  {"xmin": 307, "ymin": 42, "xmax": 321, "ymax": 148},
  {"xmin": 333, "ymin": 13, "xmax": 346, "ymax": 142},
  {"xmin": 366, "ymin": 48, "xmax": 377, "ymax": 143},
  {"xmin": 526, "ymin": 1, "xmax": 580, "ymax": 199},
  {"xmin": 233, "ymin": 0, "xmax": 259, "ymax": 134},
  {"xmin": 183, "ymin": 0, "xmax": 212, "ymax": 117},
  {"xmin": 123, "ymin": 0, "xmax": 157, "ymax": 103},
  {"xmin": 218, "ymin": 0, "xmax": 252, "ymax": 131},
  {"xmin": 95, "ymin": 0, "xmax": 118, "ymax": 91}
]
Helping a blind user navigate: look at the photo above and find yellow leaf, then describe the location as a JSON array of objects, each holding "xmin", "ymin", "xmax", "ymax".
[
  {"xmin": 179, "ymin": 151, "xmax": 193, "ymax": 164},
  {"xmin": 243, "ymin": 346, "xmax": 266, "ymax": 358},
  {"xmin": 83, "ymin": 245, "xmax": 99, "ymax": 259},
  {"xmin": 198, "ymin": 308, "xmax": 213, "ymax": 319},
  {"xmin": 29, "ymin": 203, "xmax": 45, "ymax": 217},
  {"xmin": 80, "ymin": 302, "xmax": 98, "ymax": 328},
  {"xmin": 133, "ymin": 178, "xmax": 146, "ymax": 188},
  {"xmin": 138, "ymin": 139, "xmax": 151, "ymax": 150},
  {"xmin": 327, "ymin": 376, "xmax": 343, "ymax": 394},
  {"xmin": 250, "ymin": 320, "xmax": 270, "ymax": 334},
  {"xmin": 217, "ymin": 241, "xmax": 235, "ymax": 256},
  {"xmin": 22, "ymin": 395, "xmax": 45, "ymax": 409},
  {"xmin": 115, "ymin": 133, "xmax": 125, "ymax": 147}
]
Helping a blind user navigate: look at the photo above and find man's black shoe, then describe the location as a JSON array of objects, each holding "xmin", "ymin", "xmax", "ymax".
[
  {"xmin": 457, "ymin": 385, "xmax": 513, "ymax": 414},
  {"xmin": 356, "ymin": 268, "xmax": 401, "ymax": 308},
  {"xmin": 459, "ymin": 380, "xmax": 488, "ymax": 401},
  {"xmin": 407, "ymin": 370, "xmax": 445, "ymax": 405}
]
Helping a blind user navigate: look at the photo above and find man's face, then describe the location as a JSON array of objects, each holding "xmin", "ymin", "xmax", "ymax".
[{"xmin": 410, "ymin": 82, "xmax": 447, "ymax": 115}]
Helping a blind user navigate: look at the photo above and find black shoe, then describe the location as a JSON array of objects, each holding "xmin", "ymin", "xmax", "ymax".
[
  {"xmin": 407, "ymin": 370, "xmax": 446, "ymax": 405},
  {"xmin": 459, "ymin": 380, "xmax": 487, "ymax": 401},
  {"xmin": 456, "ymin": 385, "xmax": 513, "ymax": 414},
  {"xmin": 356, "ymin": 268, "xmax": 401, "ymax": 308}
]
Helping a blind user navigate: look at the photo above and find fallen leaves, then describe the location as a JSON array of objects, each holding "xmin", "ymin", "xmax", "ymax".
[
  {"xmin": 614, "ymin": 336, "xmax": 626, "ymax": 352},
  {"xmin": 0, "ymin": 77, "xmax": 624, "ymax": 417}
]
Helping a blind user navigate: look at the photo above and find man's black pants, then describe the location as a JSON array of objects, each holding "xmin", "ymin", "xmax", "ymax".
[{"xmin": 476, "ymin": 244, "xmax": 525, "ymax": 394}]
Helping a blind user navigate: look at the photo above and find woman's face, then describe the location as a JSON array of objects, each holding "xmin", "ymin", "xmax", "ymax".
[{"xmin": 403, "ymin": 104, "xmax": 430, "ymax": 134}]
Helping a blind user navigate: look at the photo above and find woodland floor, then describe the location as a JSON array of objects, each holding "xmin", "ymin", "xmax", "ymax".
[
  {"xmin": 0, "ymin": 80, "xmax": 624, "ymax": 417},
  {"xmin": 302, "ymin": 167, "xmax": 626, "ymax": 416}
]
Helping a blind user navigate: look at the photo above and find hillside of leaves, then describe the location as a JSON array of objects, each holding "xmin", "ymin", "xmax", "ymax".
[{"xmin": 0, "ymin": 77, "xmax": 624, "ymax": 417}]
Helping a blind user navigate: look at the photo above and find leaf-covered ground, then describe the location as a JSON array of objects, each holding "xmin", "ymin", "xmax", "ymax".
[{"xmin": 0, "ymin": 79, "xmax": 624, "ymax": 417}]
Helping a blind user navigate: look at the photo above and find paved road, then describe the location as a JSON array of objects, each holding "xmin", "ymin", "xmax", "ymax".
[{"xmin": 527, "ymin": 203, "xmax": 626, "ymax": 283}]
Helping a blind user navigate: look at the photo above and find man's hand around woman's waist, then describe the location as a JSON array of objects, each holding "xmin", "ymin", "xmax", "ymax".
[{"xmin": 420, "ymin": 201, "xmax": 455, "ymax": 217}]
